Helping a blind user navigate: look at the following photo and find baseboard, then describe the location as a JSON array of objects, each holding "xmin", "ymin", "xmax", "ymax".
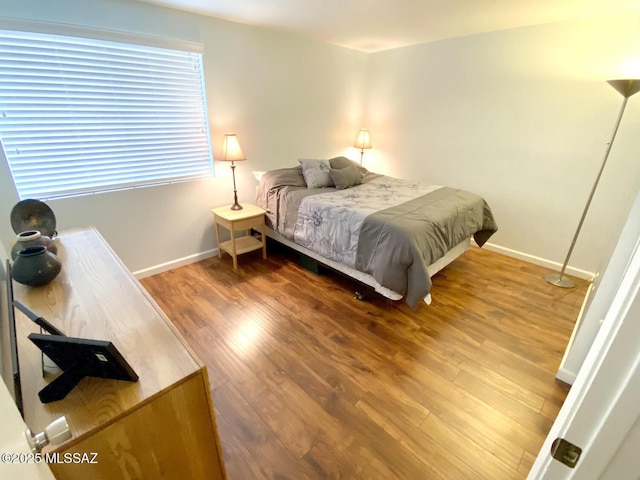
[
  {"xmin": 133, "ymin": 248, "xmax": 218, "ymax": 279},
  {"xmin": 134, "ymin": 241, "xmax": 595, "ymax": 283},
  {"xmin": 473, "ymin": 240, "xmax": 595, "ymax": 281},
  {"xmin": 555, "ymin": 367, "xmax": 577, "ymax": 385}
]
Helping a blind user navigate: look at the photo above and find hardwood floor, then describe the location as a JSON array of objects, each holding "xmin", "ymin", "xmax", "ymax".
[{"xmin": 141, "ymin": 243, "xmax": 589, "ymax": 479}]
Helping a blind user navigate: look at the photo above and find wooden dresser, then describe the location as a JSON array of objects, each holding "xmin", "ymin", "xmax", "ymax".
[{"xmin": 12, "ymin": 227, "xmax": 226, "ymax": 479}]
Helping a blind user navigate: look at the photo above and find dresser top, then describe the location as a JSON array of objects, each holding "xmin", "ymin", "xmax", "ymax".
[{"xmin": 13, "ymin": 227, "xmax": 202, "ymax": 445}]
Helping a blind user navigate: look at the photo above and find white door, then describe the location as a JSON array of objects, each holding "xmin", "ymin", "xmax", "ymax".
[
  {"xmin": 0, "ymin": 235, "xmax": 55, "ymax": 479},
  {"xmin": 528, "ymin": 231, "xmax": 640, "ymax": 479},
  {"xmin": 0, "ymin": 380, "xmax": 56, "ymax": 480}
]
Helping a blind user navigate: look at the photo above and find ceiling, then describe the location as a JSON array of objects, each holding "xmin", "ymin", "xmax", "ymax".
[{"xmin": 134, "ymin": 0, "xmax": 639, "ymax": 52}]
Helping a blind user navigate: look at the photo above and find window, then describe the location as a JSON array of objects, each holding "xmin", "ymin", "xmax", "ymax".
[{"xmin": 0, "ymin": 29, "xmax": 213, "ymax": 200}]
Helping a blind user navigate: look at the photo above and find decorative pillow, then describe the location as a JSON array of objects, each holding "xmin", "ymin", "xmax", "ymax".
[
  {"xmin": 329, "ymin": 156, "xmax": 369, "ymax": 176},
  {"xmin": 329, "ymin": 156, "xmax": 353, "ymax": 170},
  {"xmin": 260, "ymin": 166, "xmax": 307, "ymax": 188},
  {"xmin": 329, "ymin": 165, "xmax": 362, "ymax": 190},
  {"xmin": 298, "ymin": 158, "xmax": 334, "ymax": 188}
]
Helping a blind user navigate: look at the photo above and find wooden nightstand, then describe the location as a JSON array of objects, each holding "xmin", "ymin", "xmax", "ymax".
[{"xmin": 211, "ymin": 203, "xmax": 267, "ymax": 270}]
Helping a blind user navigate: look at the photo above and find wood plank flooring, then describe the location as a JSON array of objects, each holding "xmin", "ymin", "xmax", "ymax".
[{"xmin": 141, "ymin": 243, "xmax": 589, "ymax": 479}]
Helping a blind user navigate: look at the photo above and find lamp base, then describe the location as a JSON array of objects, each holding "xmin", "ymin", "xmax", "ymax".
[
  {"xmin": 230, "ymin": 188, "xmax": 242, "ymax": 210},
  {"xmin": 544, "ymin": 273, "xmax": 576, "ymax": 288}
]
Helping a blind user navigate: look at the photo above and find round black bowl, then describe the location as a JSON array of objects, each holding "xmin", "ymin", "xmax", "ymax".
[{"xmin": 10, "ymin": 199, "xmax": 57, "ymax": 238}]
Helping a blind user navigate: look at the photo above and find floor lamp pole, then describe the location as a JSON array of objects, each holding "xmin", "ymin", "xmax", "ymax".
[{"xmin": 545, "ymin": 79, "xmax": 640, "ymax": 288}]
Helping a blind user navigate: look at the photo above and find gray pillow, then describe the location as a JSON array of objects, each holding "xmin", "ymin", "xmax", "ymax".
[
  {"xmin": 329, "ymin": 156, "xmax": 369, "ymax": 177},
  {"xmin": 329, "ymin": 156, "xmax": 353, "ymax": 169},
  {"xmin": 260, "ymin": 166, "xmax": 307, "ymax": 188},
  {"xmin": 329, "ymin": 166, "xmax": 362, "ymax": 190},
  {"xmin": 299, "ymin": 158, "xmax": 334, "ymax": 188}
]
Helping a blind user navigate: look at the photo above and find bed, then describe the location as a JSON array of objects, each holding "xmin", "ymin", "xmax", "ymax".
[{"xmin": 256, "ymin": 157, "xmax": 497, "ymax": 308}]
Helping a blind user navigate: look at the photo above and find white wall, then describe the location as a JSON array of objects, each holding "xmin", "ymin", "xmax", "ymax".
[
  {"xmin": 365, "ymin": 14, "xmax": 640, "ymax": 276},
  {"xmin": 0, "ymin": 0, "xmax": 368, "ymax": 273},
  {"xmin": 1, "ymin": 4, "xmax": 639, "ymax": 277}
]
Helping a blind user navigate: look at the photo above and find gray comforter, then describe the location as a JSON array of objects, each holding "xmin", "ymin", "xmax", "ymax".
[
  {"xmin": 256, "ymin": 166, "xmax": 497, "ymax": 308},
  {"xmin": 356, "ymin": 186, "xmax": 497, "ymax": 308}
]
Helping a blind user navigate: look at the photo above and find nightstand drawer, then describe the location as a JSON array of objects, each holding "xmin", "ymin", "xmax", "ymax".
[{"xmin": 231, "ymin": 215, "xmax": 264, "ymax": 232}]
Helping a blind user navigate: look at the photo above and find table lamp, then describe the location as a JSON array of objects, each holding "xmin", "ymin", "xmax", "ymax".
[
  {"xmin": 354, "ymin": 128, "xmax": 372, "ymax": 164},
  {"xmin": 221, "ymin": 133, "xmax": 246, "ymax": 210}
]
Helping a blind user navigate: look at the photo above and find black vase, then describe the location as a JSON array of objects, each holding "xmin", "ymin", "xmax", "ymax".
[
  {"xmin": 10, "ymin": 230, "xmax": 58, "ymax": 260},
  {"xmin": 12, "ymin": 246, "xmax": 62, "ymax": 287}
]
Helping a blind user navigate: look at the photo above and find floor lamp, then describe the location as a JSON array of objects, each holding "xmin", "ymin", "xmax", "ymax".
[{"xmin": 545, "ymin": 79, "xmax": 640, "ymax": 288}]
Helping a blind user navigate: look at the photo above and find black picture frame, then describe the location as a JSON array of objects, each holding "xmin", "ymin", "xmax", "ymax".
[{"xmin": 28, "ymin": 333, "xmax": 139, "ymax": 403}]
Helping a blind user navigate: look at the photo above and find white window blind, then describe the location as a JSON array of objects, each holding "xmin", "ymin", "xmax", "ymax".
[{"xmin": 0, "ymin": 29, "xmax": 213, "ymax": 200}]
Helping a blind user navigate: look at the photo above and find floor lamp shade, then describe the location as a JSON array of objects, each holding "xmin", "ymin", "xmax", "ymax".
[
  {"xmin": 544, "ymin": 79, "xmax": 640, "ymax": 288},
  {"xmin": 221, "ymin": 133, "xmax": 246, "ymax": 211},
  {"xmin": 354, "ymin": 128, "xmax": 372, "ymax": 164}
]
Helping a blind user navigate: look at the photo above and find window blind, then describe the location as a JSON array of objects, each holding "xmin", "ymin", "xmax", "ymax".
[{"xmin": 0, "ymin": 29, "xmax": 213, "ymax": 200}]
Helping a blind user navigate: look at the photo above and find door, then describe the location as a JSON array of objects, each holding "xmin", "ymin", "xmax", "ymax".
[
  {"xmin": 1, "ymin": 232, "xmax": 55, "ymax": 479},
  {"xmin": 0, "ymin": 380, "xmax": 56, "ymax": 480},
  {"xmin": 528, "ymin": 231, "xmax": 640, "ymax": 479}
]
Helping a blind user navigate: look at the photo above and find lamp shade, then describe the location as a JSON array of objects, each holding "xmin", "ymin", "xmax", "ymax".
[
  {"xmin": 222, "ymin": 133, "xmax": 246, "ymax": 162},
  {"xmin": 607, "ymin": 79, "xmax": 640, "ymax": 98},
  {"xmin": 354, "ymin": 129, "xmax": 372, "ymax": 150}
]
